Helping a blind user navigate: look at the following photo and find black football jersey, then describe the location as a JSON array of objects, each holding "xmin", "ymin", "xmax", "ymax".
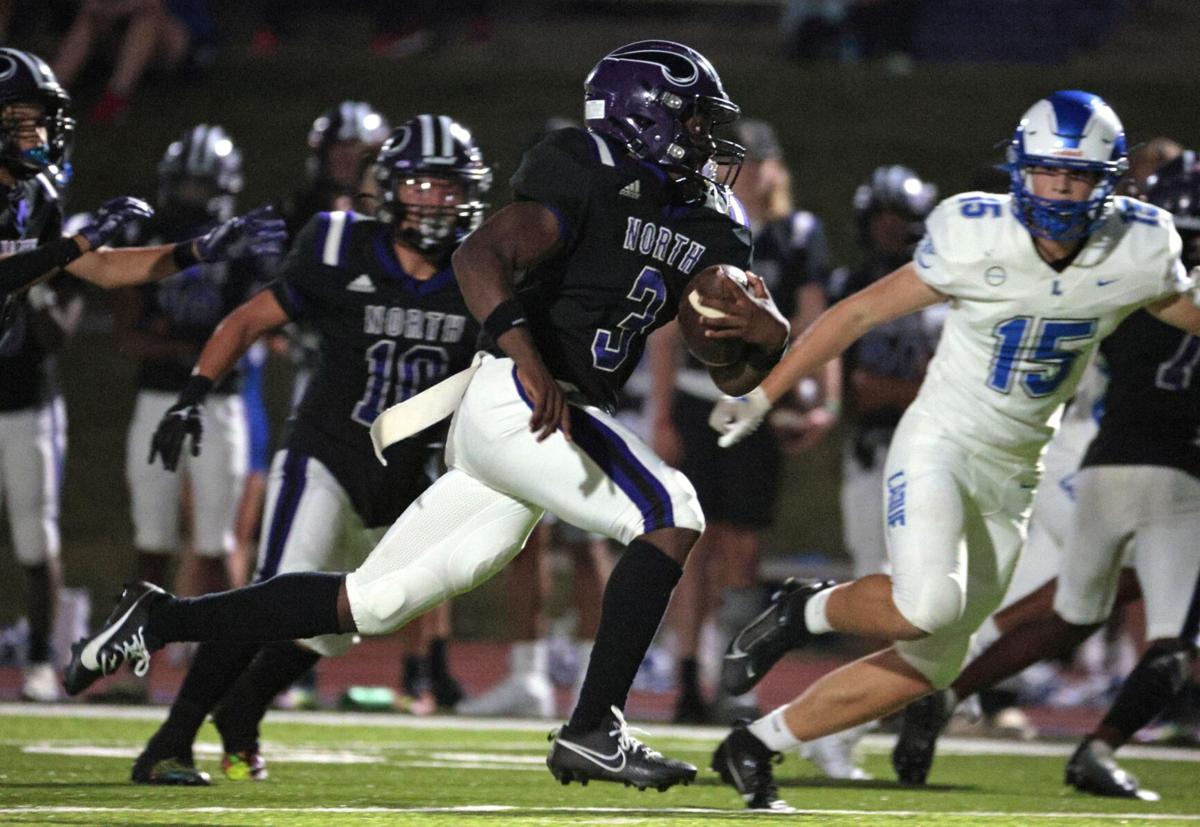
[
  {"xmin": 510, "ymin": 128, "xmax": 753, "ymax": 411},
  {"xmin": 270, "ymin": 211, "xmax": 480, "ymax": 468},
  {"xmin": 1083, "ymin": 309, "xmax": 1200, "ymax": 480},
  {"xmin": 125, "ymin": 216, "xmax": 273, "ymax": 394},
  {"xmin": 0, "ymin": 173, "xmax": 64, "ymax": 412},
  {"xmin": 830, "ymin": 253, "xmax": 939, "ymax": 430}
]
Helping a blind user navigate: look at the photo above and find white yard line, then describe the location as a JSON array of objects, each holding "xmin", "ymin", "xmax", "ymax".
[
  {"xmin": 1, "ymin": 805, "xmax": 1198, "ymax": 821},
  {"xmin": 3, "ymin": 702, "xmax": 1197, "ymax": 763}
]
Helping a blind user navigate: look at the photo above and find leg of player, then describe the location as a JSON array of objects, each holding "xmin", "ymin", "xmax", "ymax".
[
  {"xmin": 1064, "ymin": 468, "xmax": 1200, "ymax": 800},
  {"xmin": 667, "ymin": 527, "xmax": 714, "ymax": 724},
  {"xmin": 132, "ymin": 640, "xmax": 263, "ymax": 785},
  {"xmin": 212, "ymin": 640, "xmax": 323, "ymax": 780}
]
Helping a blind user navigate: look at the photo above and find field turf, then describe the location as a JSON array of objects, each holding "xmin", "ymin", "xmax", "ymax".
[{"xmin": 1, "ymin": 705, "xmax": 1198, "ymax": 825}]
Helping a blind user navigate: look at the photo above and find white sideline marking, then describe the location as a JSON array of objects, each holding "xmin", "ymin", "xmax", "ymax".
[
  {"xmin": 3, "ymin": 703, "xmax": 1198, "ymax": 764},
  {"xmin": 1, "ymin": 806, "xmax": 1199, "ymax": 821},
  {"xmin": 21, "ymin": 742, "xmax": 382, "ymax": 764}
]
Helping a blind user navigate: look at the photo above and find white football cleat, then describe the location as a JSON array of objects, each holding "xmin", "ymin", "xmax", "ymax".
[
  {"xmin": 458, "ymin": 671, "xmax": 555, "ymax": 718},
  {"xmin": 799, "ymin": 724, "xmax": 873, "ymax": 780},
  {"xmin": 21, "ymin": 661, "xmax": 61, "ymax": 703}
]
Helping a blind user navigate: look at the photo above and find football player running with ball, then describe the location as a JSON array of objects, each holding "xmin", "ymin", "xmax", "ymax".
[
  {"xmin": 66, "ymin": 41, "xmax": 790, "ymax": 792},
  {"xmin": 707, "ymin": 91, "xmax": 1200, "ymax": 811}
]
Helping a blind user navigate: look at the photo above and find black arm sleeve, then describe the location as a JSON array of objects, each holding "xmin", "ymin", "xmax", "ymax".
[{"xmin": 0, "ymin": 236, "xmax": 83, "ymax": 296}]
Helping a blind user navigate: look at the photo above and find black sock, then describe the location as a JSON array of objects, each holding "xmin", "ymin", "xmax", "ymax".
[
  {"xmin": 214, "ymin": 641, "xmax": 321, "ymax": 754},
  {"xmin": 402, "ymin": 653, "xmax": 431, "ymax": 696},
  {"xmin": 679, "ymin": 657, "xmax": 700, "ymax": 695},
  {"xmin": 1095, "ymin": 644, "xmax": 1193, "ymax": 748},
  {"xmin": 144, "ymin": 641, "xmax": 263, "ymax": 760},
  {"xmin": 429, "ymin": 637, "xmax": 449, "ymax": 680},
  {"xmin": 567, "ymin": 539, "xmax": 682, "ymax": 734},
  {"xmin": 27, "ymin": 628, "xmax": 50, "ymax": 665},
  {"xmin": 148, "ymin": 572, "xmax": 344, "ymax": 644}
]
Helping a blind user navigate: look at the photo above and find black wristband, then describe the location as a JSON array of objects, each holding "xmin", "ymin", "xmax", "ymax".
[
  {"xmin": 178, "ymin": 374, "xmax": 214, "ymax": 407},
  {"xmin": 172, "ymin": 241, "xmax": 201, "ymax": 271},
  {"xmin": 483, "ymin": 298, "xmax": 528, "ymax": 343}
]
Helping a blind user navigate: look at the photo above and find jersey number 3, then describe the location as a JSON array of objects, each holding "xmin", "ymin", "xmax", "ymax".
[
  {"xmin": 592, "ymin": 266, "xmax": 667, "ymax": 372},
  {"xmin": 988, "ymin": 316, "xmax": 1098, "ymax": 397}
]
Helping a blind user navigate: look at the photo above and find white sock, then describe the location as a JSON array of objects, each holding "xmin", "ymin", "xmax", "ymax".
[
  {"xmin": 510, "ymin": 640, "xmax": 549, "ymax": 677},
  {"xmin": 804, "ymin": 585, "xmax": 836, "ymax": 635},
  {"xmin": 747, "ymin": 706, "xmax": 802, "ymax": 753}
]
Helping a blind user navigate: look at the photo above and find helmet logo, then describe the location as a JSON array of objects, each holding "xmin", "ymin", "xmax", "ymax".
[
  {"xmin": 609, "ymin": 48, "xmax": 699, "ymax": 86},
  {"xmin": 0, "ymin": 55, "xmax": 17, "ymax": 83}
]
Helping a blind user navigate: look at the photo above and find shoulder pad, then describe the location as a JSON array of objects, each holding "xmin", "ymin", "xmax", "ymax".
[
  {"xmin": 704, "ymin": 186, "xmax": 750, "ymax": 227},
  {"xmin": 1099, "ymin": 196, "xmax": 1181, "ymax": 272},
  {"xmin": 537, "ymin": 127, "xmax": 619, "ymax": 169},
  {"xmin": 311, "ymin": 210, "xmax": 375, "ymax": 268},
  {"xmin": 925, "ymin": 191, "xmax": 1012, "ymax": 267}
]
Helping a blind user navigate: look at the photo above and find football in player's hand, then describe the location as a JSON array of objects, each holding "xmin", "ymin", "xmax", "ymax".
[{"xmin": 677, "ymin": 264, "xmax": 749, "ymax": 366}]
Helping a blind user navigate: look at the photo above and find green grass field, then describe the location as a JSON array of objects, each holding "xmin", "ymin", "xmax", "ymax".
[{"xmin": 1, "ymin": 705, "xmax": 1198, "ymax": 826}]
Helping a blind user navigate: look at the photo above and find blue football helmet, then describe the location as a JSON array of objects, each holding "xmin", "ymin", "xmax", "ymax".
[{"xmin": 1006, "ymin": 90, "xmax": 1128, "ymax": 242}]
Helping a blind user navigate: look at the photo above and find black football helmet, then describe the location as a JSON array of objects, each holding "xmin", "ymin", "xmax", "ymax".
[
  {"xmin": 0, "ymin": 48, "xmax": 73, "ymax": 181},
  {"xmin": 853, "ymin": 164, "xmax": 938, "ymax": 250},
  {"xmin": 1146, "ymin": 150, "xmax": 1200, "ymax": 269},
  {"xmin": 373, "ymin": 114, "xmax": 491, "ymax": 253},
  {"xmin": 307, "ymin": 100, "xmax": 391, "ymax": 184},
  {"xmin": 158, "ymin": 124, "xmax": 243, "ymax": 222}
]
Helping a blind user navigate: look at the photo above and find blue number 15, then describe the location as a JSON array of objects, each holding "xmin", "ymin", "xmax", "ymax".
[{"xmin": 988, "ymin": 316, "xmax": 1098, "ymax": 397}]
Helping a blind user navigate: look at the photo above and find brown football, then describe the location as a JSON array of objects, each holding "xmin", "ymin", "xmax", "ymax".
[{"xmin": 676, "ymin": 264, "xmax": 749, "ymax": 366}]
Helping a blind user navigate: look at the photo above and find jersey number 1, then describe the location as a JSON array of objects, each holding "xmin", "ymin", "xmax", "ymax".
[{"xmin": 988, "ymin": 316, "xmax": 1098, "ymax": 397}]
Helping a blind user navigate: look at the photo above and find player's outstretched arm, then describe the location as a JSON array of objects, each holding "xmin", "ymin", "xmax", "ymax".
[
  {"xmin": 67, "ymin": 205, "xmax": 287, "ymax": 290},
  {"xmin": 1148, "ymin": 288, "xmax": 1200, "ymax": 335},
  {"xmin": 451, "ymin": 201, "xmax": 569, "ymax": 441},
  {"xmin": 710, "ymin": 263, "xmax": 943, "ymax": 446},
  {"xmin": 148, "ymin": 290, "xmax": 291, "ymax": 472}
]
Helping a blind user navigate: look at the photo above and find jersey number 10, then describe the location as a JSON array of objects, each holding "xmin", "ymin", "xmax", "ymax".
[
  {"xmin": 351, "ymin": 341, "xmax": 451, "ymax": 426},
  {"xmin": 988, "ymin": 316, "xmax": 1098, "ymax": 397}
]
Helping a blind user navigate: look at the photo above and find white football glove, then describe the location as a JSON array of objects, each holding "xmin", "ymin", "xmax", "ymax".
[{"xmin": 708, "ymin": 386, "xmax": 771, "ymax": 448}]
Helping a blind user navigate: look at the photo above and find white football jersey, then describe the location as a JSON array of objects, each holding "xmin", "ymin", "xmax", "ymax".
[{"xmin": 910, "ymin": 192, "xmax": 1188, "ymax": 459}]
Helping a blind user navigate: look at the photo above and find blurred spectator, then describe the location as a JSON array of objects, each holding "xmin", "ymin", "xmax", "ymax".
[
  {"xmin": 51, "ymin": 0, "xmax": 216, "ymax": 123},
  {"xmin": 1122, "ymin": 136, "xmax": 1184, "ymax": 197},
  {"xmin": 783, "ymin": 0, "xmax": 921, "ymax": 65}
]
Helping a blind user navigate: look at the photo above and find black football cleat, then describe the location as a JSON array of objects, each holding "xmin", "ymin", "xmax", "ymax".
[
  {"xmin": 892, "ymin": 688, "xmax": 956, "ymax": 784},
  {"xmin": 131, "ymin": 753, "xmax": 211, "ymax": 786},
  {"xmin": 1065, "ymin": 739, "xmax": 1160, "ymax": 801},
  {"xmin": 711, "ymin": 721, "xmax": 795, "ymax": 812},
  {"xmin": 64, "ymin": 582, "xmax": 166, "ymax": 696},
  {"xmin": 721, "ymin": 578, "xmax": 835, "ymax": 696},
  {"xmin": 546, "ymin": 706, "xmax": 697, "ymax": 791}
]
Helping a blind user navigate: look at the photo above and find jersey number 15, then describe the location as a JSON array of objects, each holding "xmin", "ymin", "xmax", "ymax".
[{"xmin": 988, "ymin": 316, "xmax": 1098, "ymax": 397}]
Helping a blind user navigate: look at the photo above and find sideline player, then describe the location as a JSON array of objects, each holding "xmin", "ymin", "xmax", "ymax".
[
  {"xmin": 891, "ymin": 151, "xmax": 1200, "ymax": 800},
  {"xmin": 118, "ymin": 124, "xmax": 273, "ymax": 602},
  {"xmin": 0, "ymin": 49, "xmax": 286, "ymax": 302},
  {"xmin": 705, "ymin": 91, "xmax": 1200, "ymax": 811},
  {"xmin": 66, "ymin": 40, "xmax": 790, "ymax": 792},
  {"xmin": 130, "ymin": 116, "xmax": 487, "ymax": 784},
  {"xmin": 0, "ymin": 47, "xmax": 282, "ymax": 699}
]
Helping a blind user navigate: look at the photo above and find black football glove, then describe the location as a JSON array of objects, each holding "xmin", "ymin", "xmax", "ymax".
[
  {"xmin": 194, "ymin": 205, "xmax": 287, "ymax": 263},
  {"xmin": 148, "ymin": 376, "xmax": 213, "ymax": 471}
]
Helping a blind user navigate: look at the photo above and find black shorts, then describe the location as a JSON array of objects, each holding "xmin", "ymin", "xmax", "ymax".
[
  {"xmin": 286, "ymin": 420, "xmax": 441, "ymax": 529},
  {"xmin": 673, "ymin": 392, "xmax": 782, "ymax": 530}
]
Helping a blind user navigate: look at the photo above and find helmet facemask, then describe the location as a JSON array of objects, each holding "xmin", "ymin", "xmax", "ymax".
[{"xmin": 0, "ymin": 97, "xmax": 72, "ymax": 182}]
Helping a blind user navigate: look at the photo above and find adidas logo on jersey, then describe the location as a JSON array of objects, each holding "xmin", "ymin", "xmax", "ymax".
[
  {"xmin": 619, "ymin": 180, "xmax": 641, "ymax": 200},
  {"xmin": 347, "ymin": 274, "xmax": 376, "ymax": 293}
]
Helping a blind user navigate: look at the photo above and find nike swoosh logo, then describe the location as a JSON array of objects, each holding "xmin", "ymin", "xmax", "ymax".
[
  {"xmin": 557, "ymin": 738, "xmax": 626, "ymax": 773},
  {"xmin": 1096, "ymin": 278, "xmax": 1120, "ymax": 287},
  {"xmin": 79, "ymin": 595, "xmax": 144, "ymax": 671}
]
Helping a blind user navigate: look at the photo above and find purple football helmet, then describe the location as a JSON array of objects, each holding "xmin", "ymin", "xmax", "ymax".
[
  {"xmin": 584, "ymin": 40, "xmax": 744, "ymax": 189},
  {"xmin": 373, "ymin": 114, "xmax": 492, "ymax": 253}
]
